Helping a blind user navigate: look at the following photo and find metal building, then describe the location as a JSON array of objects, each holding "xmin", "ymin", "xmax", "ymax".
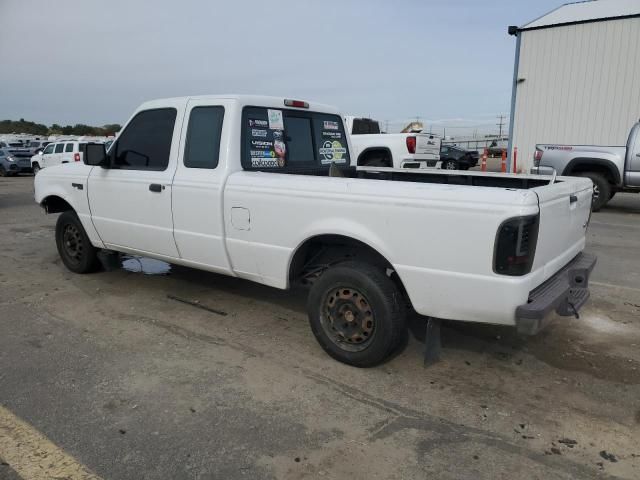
[{"xmin": 507, "ymin": 0, "xmax": 640, "ymax": 172}]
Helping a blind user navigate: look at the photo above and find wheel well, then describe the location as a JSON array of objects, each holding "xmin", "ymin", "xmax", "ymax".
[
  {"xmin": 564, "ymin": 159, "xmax": 619, "ymax": 184},
  {"xmin": 289, "ymin": 234, "xmax": 409, "ymax": 298},
  {"xmin": 41, "ymin": 195, "xmax": 73, "ymax": 214},
  {"xmin": 357, "ymin": 148, "xmax": 392, "ymax": 167}
]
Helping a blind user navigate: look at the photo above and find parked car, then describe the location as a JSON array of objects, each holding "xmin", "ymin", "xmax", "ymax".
[
  {"xmin": 532, "ymin": 120, "xmax": 640, "ymax": 210},
  {"xmin": 31, "ymin": 140, "xmax": 88, "ymax": 174},
  {"xmin": 27, "ymin": 140, "xmax": 51, "ymax": 155},
  {"xmin": 35, "ymin": 95, "xmax": 596, "ymax": 367},
  {"xmin": 344, "ymin": 116, "xmax": 442, "ymax": 169},
  {"xmin": 0, "ymin": 148, "xmax": 33, "ymax": 176},
  {"xmin": 440, "ymin": 145, "xmax": 479, "ymax": 170}
]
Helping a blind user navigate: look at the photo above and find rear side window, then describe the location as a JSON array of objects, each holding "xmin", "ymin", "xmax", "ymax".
[
  {"xmin": 183, "ymin": 106, "xmax": 224, "ymax": 169},
  {"xmin": 65, "ymin": 143, "xmax": 74, "ymax": 152},
  {"xmin": 112, "ymin": 108, "xmax": 177, "ymax": 170},
  {"xmin": 54, "ymin": 143, "xmax": 64, "ymax": 153},
  {"xmin": 241, "ymin": 107, "xmax": 349, "ymax": 171},
  {"xmin": 79, "ymin": 143, "xmax": 87, "ymax": 154}
]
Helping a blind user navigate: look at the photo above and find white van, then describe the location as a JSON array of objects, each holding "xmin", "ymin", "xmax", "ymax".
[{"xmin": 31, "ymin": 141, "xmax": 89, "ymax": 173}]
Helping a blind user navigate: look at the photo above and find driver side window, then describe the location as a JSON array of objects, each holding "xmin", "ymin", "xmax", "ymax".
[
  {"xmin": 43, "ymin": 144, "xmax": 55, "ymax": 155},
  {"xmin": 111, "ymin": 108, "xmax": 177, "ymax": 171}
]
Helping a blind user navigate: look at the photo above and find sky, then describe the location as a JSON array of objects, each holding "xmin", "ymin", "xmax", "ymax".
[{"xmin": 0, "ymin": 0, "xmax": 562, "ymax": 135}]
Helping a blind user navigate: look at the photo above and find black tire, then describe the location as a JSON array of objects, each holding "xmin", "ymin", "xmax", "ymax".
[
  {"xmin": 307, "ymin": 261, "xmax": 407, "ymax": 367},
  {"xmin": 32, "ymin": 163, "xmax": 41, "ymax": 175},
  {"xmin": 577, "ymin": 172, "xmax": 610, "ymax": 211},
  {"xmin": 442, "ymin": 159, "xmax": 458, "ymax": 170},
  {"xmin": 0, "ymin": 166, "xmax": 6, "ymax": 177},
  {"xmin": 55, "ymin": 211, "xmax": 100, "ymax": 273},
  {"xmin": 609, "ymin": 191, "xmax": 616, "ymax": 200}
]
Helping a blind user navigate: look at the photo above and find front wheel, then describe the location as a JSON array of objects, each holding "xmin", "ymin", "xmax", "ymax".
[
  {"xmin": 307, "ymin": 261, "xmax": 407, "ymax": 367},
  {"xmin": 55, "ymin": 211, "xmax": 100, "ymax": 273},
  {"xmin": 32, "ymin": 163, "xmax": 41, "ymax": 175}
]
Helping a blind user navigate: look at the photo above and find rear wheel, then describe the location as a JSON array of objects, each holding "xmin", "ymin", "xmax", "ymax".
[
  {"xmin": 307, "ymin": 261, "xmax": 407, "ymax": 367},
  {"xmin": 55, "ymin": 211, "xmax": 100, "ymax": 273},
  {"xmin": 442, "ymin": 159, "xmax": 458, "ymax": 170},
  {"xmin": 577, "ymin": 172, "xmax": 610, "ymax": 211}
]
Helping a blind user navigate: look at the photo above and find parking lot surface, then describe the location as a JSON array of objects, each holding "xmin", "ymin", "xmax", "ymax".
[{"xmin": 1, "ymin": 176, "xmax": 639, "ymax": 479}]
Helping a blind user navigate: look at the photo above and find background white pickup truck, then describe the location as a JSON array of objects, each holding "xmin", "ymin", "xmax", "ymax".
[
  {"xmin": 35, "ymin": 95, "xmax": 596, "ymax": 367},
  {"xmin": 344, "ymin": 116, "xmax": 441, "ymax": 169}
]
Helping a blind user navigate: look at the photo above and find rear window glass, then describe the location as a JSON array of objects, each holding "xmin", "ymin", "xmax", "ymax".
[
  {"xmin": 241, "ymin": 107, "xmax": 349, "ymax": 171},
  {"xmin": 54, "ymin": 143, "xmax": 64, "ymax": 153},
  {"xmin": 65, "ymin": 143, "xmax": 74, "ymax": 152},
  {"xmin": 351, "ymin": 118, "xmax": 381, "ymax": 135}
]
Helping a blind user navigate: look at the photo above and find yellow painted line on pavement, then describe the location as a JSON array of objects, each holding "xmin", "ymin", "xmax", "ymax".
[{"xmin": 0, "ymin": 405, "xmax": 101, "ymax": 480}]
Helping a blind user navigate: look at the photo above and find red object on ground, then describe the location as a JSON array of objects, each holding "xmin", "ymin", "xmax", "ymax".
[
  {"xmin": 481, "ymin": 149, "xmax": 488, "ymax": 172},
  {"xmin": 513, "ymin": 147, "xmax": 518, "ymax": 173},
  {"xmin": 501, "ymin": 150, "xmax": 507, "ymax": 173}
]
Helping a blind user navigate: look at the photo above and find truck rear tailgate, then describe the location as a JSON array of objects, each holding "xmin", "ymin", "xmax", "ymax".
[
  {"xmin": 415, "ymin": 134, "xmax": 440, "ymax": 157},
  {"xmin": 531, "ymin": 177, "xmax": 593, "ymax": 278}
]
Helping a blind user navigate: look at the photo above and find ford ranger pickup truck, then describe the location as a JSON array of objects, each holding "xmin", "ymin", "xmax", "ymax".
[
  {"xmin": 35, "ymin": 95, "xmax": 596, "ymax": 367},
  {"xmin": 344, "ymin": 115, "xmax": 442, "ymax": 169},
  {"xmin": 532, "ymin": 121, "xmax": 640, "ymax": 211}
]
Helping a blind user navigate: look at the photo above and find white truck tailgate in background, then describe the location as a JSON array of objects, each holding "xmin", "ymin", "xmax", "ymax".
[
  {"xmin": 415, "ymin": 135, "xmax": 440, "ymax": 156},
  {"xmin": 532, "ymin": 178, "xmax": 592, "ymax": 277}
]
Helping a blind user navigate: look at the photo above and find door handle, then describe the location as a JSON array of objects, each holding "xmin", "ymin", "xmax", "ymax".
[
  {"xmin": 570, "ymin": 194, "xmax": 578, "ymax": 203},
  {"xmin": 149, "ymin": 183, "xmax": 164, "ymax": 192}
]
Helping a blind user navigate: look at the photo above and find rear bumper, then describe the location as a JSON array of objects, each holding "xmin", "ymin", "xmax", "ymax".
[{"xmin": 516, "ymin": 252, "xmax": 597, "ymax": 335}]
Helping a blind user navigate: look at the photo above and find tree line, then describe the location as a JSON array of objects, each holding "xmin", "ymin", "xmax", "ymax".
[{"xmin": 0, "ymin": 119, "xmax": 121, "ymax": 137}]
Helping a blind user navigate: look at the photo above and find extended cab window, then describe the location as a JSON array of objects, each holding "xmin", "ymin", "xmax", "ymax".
[
  {"xmin": 241, "ymin": 107, "xmax": 349, "ymax": 171},
  {"xmin": 112, "ymin": 108, "xmax": 176, "ymax": 170},
  {"xmin": 183, "ymin": 106, "xmax": 224, "ymax": 169},
  {"xmin": 54, "ymin": 143, "xmax": 64, "ymax": 153},
  {"xmin": 65, "ymin": 143, "xmax": 74, "ymax": 152}
]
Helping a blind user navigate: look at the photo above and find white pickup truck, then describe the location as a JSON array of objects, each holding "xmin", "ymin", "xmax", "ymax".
[
  {"xmin": 35, "ymin": 95, "xmax": 596, "ymax": 367},
  {"xmin": 344, "ymin": 116, "xmax": 441, "ymax": 169}
]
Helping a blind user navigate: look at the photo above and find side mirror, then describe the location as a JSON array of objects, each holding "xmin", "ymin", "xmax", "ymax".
[{"xmin": 84, "ymin": 143, "xmax": 109, "ymax": 167}]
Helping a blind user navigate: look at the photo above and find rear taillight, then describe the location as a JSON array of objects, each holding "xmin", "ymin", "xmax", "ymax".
[
  {"xmin": 533, "ymin": 148, "xmax": 543, "ymax": 166},
  {"xmin": 406, "ymin": 136, "xmax": 416, "ymax": 154},
  {"xmin": 74, "ymin": 153, "xmax": 80, "ymax": 162},
  {"xmin": 494, "ymin": 215, "xmax": 539, "ymax": 276}
]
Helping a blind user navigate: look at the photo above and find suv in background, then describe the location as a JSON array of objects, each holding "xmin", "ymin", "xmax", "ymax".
[
  {"xmin": 31, "ymin": 140, "xmax": 88, "ymax": 174},
  {"xmin": 440, "ymin": 145, "xmax": 479, "ymax": 170}
]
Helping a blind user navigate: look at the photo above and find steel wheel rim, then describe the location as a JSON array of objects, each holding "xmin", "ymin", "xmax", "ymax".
[
  {"xmin": 445, "ymin": 161, "xmax": 457, "ymax": 170},
  {"xmin": 321, "ymin": 287, "xmax": 376, "ymax": 352},
  {"xmin": 62, "ymin": 224, "xmax": 83, "ymax": 263},
  {"xmin": 592, "ymin": 184, "xmax": 600, "ymax": 199}
]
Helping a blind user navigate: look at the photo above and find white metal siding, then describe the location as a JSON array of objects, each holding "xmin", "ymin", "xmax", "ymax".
[{"xmin": 511, "ymin": 17, "xmax": 640, "ymax": 171}]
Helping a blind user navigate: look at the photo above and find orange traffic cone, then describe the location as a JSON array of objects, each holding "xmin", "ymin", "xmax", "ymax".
[
  {"xmin": 481, "ymin": 149, "xmax": 487, "ymax": 172},
  {"xmin": 501, "ymin": 149, "xmax": 507, "ymax": 173}
]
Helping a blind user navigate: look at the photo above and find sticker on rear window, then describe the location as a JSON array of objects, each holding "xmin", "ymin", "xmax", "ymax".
[
  {"xmin": 322, "ymin": 131, "xmax": 342, "ymax": 139},
  {"xmin": 268, "ymin": 109, "xmax": 284, "ymax": 130},
  {"xmin": 319, "ymin": 140, "xmax": 347, "ymax": 164},
  {"xmin": 323, "ymin": 120, "xmax": 339, "ymax": 130},
  {"xmin": 251, "ymin": 157, "xmax": 285, "ymax": 168},
  {"xmin": 249, "ymin": 118, "xmax": 268, "ymax": 127},
  {"xmin": 251, "ymin": 128, "xmax": 267, "ymax": 138}
]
